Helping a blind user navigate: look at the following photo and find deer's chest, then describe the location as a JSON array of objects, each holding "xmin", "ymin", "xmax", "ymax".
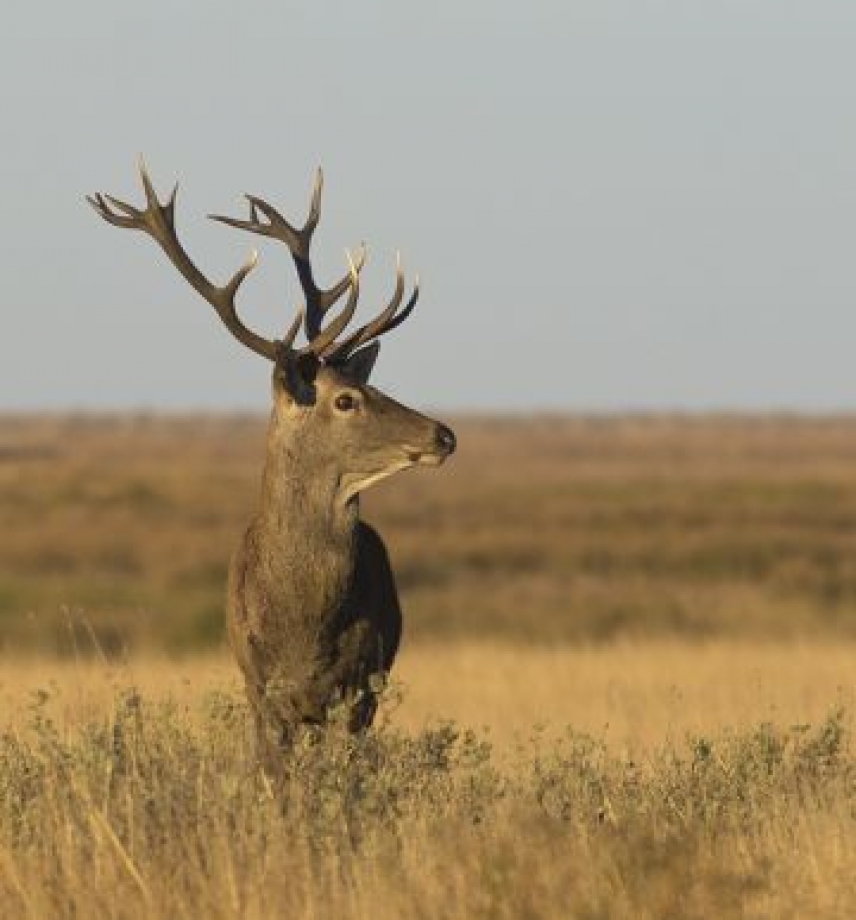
[{"xmin": 247, "ymin": 531, "xmax": 354, "ymax": 635}]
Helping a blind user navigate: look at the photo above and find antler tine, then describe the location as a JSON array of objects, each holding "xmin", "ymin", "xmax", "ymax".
[
  {"xmin": 304, "ymin": 165, "xmax": 323, "ymax": 236},
  {"xmin": 209, "ymin": 169, "xmax": 367, "ymax": 341},
  {"xmin": 88, "ymin": 159, "xmax": 279, "ymax": 362},
  {"xmin": 323, "ymin": 254, "xmax": 420, "ymax": 362},
  {"xmin": 299, "ymin": 250, "xmax": 363, "ymax": 358},
  {"xmin": 279, "ymin": 308, "xmax": 304, "ymax": 355},
  {"xmin": 87, "ymin": 192, "xmax": 141, "ymax": 226}
]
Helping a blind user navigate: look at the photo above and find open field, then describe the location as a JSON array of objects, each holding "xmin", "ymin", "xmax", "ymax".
[
  {"xmin": 4, "ymin": 414, "xmax": 856, "ymax": 650},
  {"xmin": 0, "ymin": 643, "xmax": 854, "ymax": 918},
  {"xmin": 2, "ymin": 415, "xmax": 856, "ymax": 915}
]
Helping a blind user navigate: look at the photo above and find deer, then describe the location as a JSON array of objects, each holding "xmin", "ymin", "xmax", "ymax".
[{"xmin": 88, "ymin": 161, "xmax": 455, "ymax": 765}]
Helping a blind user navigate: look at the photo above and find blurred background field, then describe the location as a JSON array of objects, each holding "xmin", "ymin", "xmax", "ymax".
[
  {"xmin": 3, "ymin": 413, "xmax": 856, "ymax": 655},
  {"xmin": 3, "ymin": 414, "xmax": 856, "ymax": 918}
]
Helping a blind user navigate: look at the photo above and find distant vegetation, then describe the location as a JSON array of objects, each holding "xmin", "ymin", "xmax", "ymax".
[{"xmin": 3, "ymin": 414, "xmax": 856, "ymax": 653}]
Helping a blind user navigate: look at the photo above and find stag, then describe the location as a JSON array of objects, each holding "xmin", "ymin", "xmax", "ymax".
[{"xmin": 88, "ymin": 162, "xmax": 455, "ymax": 763}]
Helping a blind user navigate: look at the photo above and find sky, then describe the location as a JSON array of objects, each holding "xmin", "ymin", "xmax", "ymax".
[{"xmin": 2, "ymin": 1, "xmax": 856, "ymax": 413}]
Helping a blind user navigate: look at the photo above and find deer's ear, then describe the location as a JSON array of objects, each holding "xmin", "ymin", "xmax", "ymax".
[
  {"xmin": 341, "ymin": 342, "xmax": 381, "ymax": 384},
  {"xmin": 273, "ymin": 353, "xmax": 317, "ymax": 406}
]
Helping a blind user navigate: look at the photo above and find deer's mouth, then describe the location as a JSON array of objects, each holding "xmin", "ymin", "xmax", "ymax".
[{"xmin": 404, "ymin": 448, "xmax": 450, "ymax": 467}]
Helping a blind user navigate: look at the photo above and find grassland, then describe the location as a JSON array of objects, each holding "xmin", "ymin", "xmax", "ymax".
[
  {"xmin": 2, "ymin": 415, "xmax": 856, "ymax": 916},
  {"xmin": 0, "ymin": 647, "xmax": 854, "ymax": 919},
  {"xmin": 4, "ymin": 414, "xmax": 856, "ymax": 651}
]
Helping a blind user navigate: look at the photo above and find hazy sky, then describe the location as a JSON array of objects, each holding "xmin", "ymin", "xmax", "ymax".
[{"xmin": 3, "ymin": 1, "xmax": 856, "ymax": 412}]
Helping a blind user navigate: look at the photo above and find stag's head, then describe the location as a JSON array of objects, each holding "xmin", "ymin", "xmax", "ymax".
[{"xmin": 87, "ymin": 162, "xmax": 455, "ymax": 504}]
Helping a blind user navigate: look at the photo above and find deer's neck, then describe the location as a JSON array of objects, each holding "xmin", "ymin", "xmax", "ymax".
[
  {"xmin": 257, "ymin": 451, "xmax": 357, "ymax": 545},
  {"xmin": 251, "ymin": 423, "xmax": 359, "ymax": 619}
]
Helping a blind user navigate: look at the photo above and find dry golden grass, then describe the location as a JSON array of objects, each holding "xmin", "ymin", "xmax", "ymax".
[
  {"xmin": 396, "ymin": 639, "xmax": 856, "ymax": 752},
  {"xmin": 0, "ymin": 642, "xmax": 854, "ymax": 918},
  {"xmin": 2, "ymin": 640, "xmax": 854, "ymax": 752}
]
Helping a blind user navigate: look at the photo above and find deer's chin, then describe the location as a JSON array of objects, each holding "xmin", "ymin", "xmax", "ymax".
[
  {"xmin": 414, "ymin": 452, "xmax": 447, "ymax": 467},
  {"xmin": 336, "ymin": 460, "xmax": 414, "ymax": 507}
]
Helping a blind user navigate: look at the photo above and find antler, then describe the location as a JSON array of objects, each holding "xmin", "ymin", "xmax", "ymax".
[
  {"xmin": 322, "ymin": 253, "xmax": 420, "ymax": 364},
  {"xmin": 210, "ymin": 171, "xmax": 420, "ymax": 363},
  {"xmin": 88, "ymin": 160, "xmax": 420, "ymax": 367},
  {"xmin": 209, "ymin": 169, "xmax": 367, "ymax": 342},
  {"xmin": 87, "ymin": 158, "xmax": 276, "ymax": 360}
]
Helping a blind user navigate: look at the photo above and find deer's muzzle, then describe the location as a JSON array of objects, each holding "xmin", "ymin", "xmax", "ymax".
[{"xmin": 406, "ymin": 422, "xmax": 456, "ymax": 466}]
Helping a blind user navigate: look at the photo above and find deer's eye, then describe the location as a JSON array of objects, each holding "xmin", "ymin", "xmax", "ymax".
[{"xmin": 334, "ymin": 393, "xmax": 357, "ymax": 413}]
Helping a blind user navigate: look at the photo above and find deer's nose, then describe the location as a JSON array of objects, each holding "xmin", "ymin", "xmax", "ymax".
[{"xmin": 435, "ymin": 423, "xmax": 456, "ymax": 456}]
